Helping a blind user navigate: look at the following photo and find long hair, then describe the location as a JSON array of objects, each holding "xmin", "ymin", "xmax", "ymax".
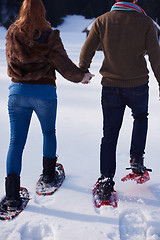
[{"xmin": 15, "ymin": 0, "xmax": 51, "ymax": 39}]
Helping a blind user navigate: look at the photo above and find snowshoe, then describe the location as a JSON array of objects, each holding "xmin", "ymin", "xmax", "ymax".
[
  {"xmin": 121, "ymin": 158, "xmax": 152, "ymax": 184},
  {"xmin": 121, "ymin": 170, "xmax": 151, "ymax": 184},
  {"xmin": 0, "ymin": 187, "xmax": 30, "ymax": 221},
  {"xmin": 92, "ymin": 176, "xmax": 117, "ymax": 208},
  {"xmin": 36, "ymin": 163, "xmax": 65, "ymax": 195}
]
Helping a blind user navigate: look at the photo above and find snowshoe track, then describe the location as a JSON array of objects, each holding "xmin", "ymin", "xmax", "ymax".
[{"xmin": 119, "ymin": 209, "xmax": 147, "ymax": 240}]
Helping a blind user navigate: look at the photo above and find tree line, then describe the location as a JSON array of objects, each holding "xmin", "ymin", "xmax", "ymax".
[{"xmin": 0, "ymin": 0, "xmax": 160, "ymax": 29}]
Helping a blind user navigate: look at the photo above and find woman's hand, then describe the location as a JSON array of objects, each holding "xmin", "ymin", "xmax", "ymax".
[{"xmin": 81, "ymin": 72, "xmax": 95, "ymax": 84}]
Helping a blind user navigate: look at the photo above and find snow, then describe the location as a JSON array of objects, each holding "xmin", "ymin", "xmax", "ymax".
[
  {"xmin": 0, "ymin": 15, "xmax": 160, "ymax": 240},
  {"xmin": 153, "ymin": 20, "xmax": 160, "ymax": 32},
  {"xmin": 57, "ymin": 15, "xmax": 95, "ymax": 32}
]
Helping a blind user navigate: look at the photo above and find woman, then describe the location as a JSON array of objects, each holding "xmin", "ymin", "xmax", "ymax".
[{"xmin": 4, "ymin": 0, "xmax": 92, "ymax": 210}]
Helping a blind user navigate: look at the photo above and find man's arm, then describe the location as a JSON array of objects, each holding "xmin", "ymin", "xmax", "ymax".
[
  {"xmin": 146, "ymin": 19, "xmax": 160, "ymax": 86},
  {"xmin": 79, "ymin": 22, "xmax": 100, "ymax": 72}
]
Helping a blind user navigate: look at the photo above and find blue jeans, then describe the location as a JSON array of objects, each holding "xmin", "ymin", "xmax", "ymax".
[
  {"xmin": 7, "ymin": 95, "xmax": 57, "ymax": 176},
  {"xmin": 100, "ymin": 83, "xmax": 149, "ymax": 178}
]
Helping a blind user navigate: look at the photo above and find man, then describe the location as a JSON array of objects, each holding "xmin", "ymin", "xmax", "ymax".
[{"xmin": 79, "ymin": 0, "xmax": 160, "ymax": 201}]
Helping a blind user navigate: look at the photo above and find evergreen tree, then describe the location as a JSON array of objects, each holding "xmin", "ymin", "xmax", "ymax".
[
  {"xmin": 1, "ymin": 0, "xmax": 22, "ymax": 28},
  {"xmin": 43, "ymin": 0, "xmax": 67, "ymax": 27},
  {"xmin": 0, "ymin": 1, "xmax": 2, "ymax": 25},
  {"xmin": 143, "ymin": 0, "xmax": 160, "ymax": 23},
  {"xmin": 1, "ymin": 0, "xmax": 160, "ymax": 28}
]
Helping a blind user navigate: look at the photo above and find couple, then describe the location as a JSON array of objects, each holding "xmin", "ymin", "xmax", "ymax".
[{"xmin": 4, "ymin": 0, "xmax": 160, "ymax": 210}]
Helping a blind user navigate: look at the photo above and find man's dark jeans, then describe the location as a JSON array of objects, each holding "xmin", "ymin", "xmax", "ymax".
[{"xmin": 100, "ymin": 83, "xmax": 149, "ymax": 178}]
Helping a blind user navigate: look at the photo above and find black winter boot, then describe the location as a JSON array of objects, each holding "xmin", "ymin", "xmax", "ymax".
[
  {"xmin": 130, "ymin": 157, "xmax": 146, "ymax": 175},
  {"xmin": 5, "ymin": 173, "xmax": 21, "ymax": 211},
  {"xmin": 42, "ymin": 157, "xmax": 57, "ymax": 184},
  {"xmin": 96, "ymin": 176, "xmax": 115, "ymax": 201}
]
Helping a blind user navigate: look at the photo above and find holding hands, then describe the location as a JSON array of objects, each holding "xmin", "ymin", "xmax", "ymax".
[{"xmin": 81, "ymin": 72, "xmax": 95, "ymax": 84}]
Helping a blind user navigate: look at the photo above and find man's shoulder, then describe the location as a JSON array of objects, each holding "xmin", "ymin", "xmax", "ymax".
[
  {"xmin": 133, "ymin": 12, "xmax": 154, "ymax": 24},
  {"xmin": 132, "ymin": 13, "xmax": 156, "ymax": 31},
  {"xmin": 93, "ymin": 12, "xmax": 110, "ymax": 28},
  {"xmin": 95, "ymin": 12, "xmax": 110, "ymax": 22},
  {"xmin": 95, "ymin": 11, "xmax": 154, "ymax": 27}
]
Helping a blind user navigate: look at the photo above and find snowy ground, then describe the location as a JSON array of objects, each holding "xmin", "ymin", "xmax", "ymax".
[{"xmin": 0, "ymin": 15, "xmax": 160, "ymax": 240}]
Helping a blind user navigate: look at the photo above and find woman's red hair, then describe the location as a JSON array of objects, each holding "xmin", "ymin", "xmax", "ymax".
[{"xmin": 15, "ymin": 0, "xmax": 51, "ymax": 38}]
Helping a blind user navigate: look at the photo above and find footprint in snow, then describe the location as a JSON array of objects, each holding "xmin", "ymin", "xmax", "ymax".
[
  {"xmin": 119, "ymin": 209, "xmax": 147, "ymax": 240},
  {"xmin": 8, "ymin": 220, "xmax": 55, "ymax": 240}
]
